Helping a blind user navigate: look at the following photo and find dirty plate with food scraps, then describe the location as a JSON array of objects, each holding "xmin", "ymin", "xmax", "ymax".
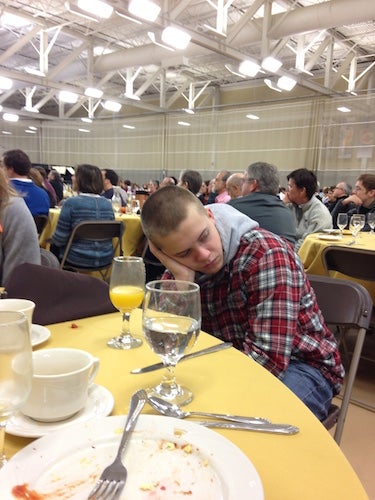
[{"xmin": 1, "ymin": 414, "xmax": 263, "ymax": 500}]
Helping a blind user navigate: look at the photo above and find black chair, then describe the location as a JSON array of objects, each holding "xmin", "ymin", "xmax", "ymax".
[
  {"xmin": 59, "ymin": 220, "xmax": 124, "ymax": 281},
  {"xmin": 321, "ymin": 245, "xmax": 375, "ymax": 327},
  {"xmin": 308, "ymin": 274, "xmax": 372, "ymax": 444},
  {"xmin": 33, "ymin": 214, "xmax": 49, "ymax": 235}
]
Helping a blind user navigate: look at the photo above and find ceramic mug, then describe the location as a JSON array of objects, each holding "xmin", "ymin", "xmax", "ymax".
[
  {"xmin": 0, "ymin": 298, "xmax": 35, "ymax": 334},
  {"xmin": 22, "ymin": 348, "xmax": 100, "ymax": 422}
]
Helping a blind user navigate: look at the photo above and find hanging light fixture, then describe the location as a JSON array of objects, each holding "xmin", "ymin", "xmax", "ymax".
[
  {"xmin": 3, "ymin": 113, "xmax": 19, "ymax": 122},
  {"xmin": 128, "ymin": 0, "xmax": 160, "ymax": 22},
  {"xmin": 59, "ymin": 90, "xmax": 79, "ymax": 103},
  {"xmin": 102, "ymin": 100, "xmax": 122, "ymax": 112},
  {"xmin": 161, "ymin": 26, "xmax": 191, "ymax": 50},
  {"xmin": 0, "ymin": 76, "xmax": 13, "ymax": 90},
  {"xmin": 238, "ymin": 60, "xmax": 260, "ymax": 77},
  {"xmin": 277, "ymin": 75, "xmax": 297, "ymax": 91},
  {"xmin": 261, "ymin": 56, "xmax": 282, "ymax": 73},
  {"xmin": 84, "ymin": 87, "xmax": 103, "ymax": 98}
]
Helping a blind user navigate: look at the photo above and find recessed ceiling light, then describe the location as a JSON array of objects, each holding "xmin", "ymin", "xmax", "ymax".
[
  {"xmin": 246, "ymin": 114, "xmax": 260, "ymax": 120},
  {"xmin": 122, "ymin": 124, "xmax": 135, "ymax": 129},
  {"xmin": 25, "ymin": 129, "xmax": 36, "ymax": 134},
  {"xmin": 29, "ymin": 126, "xmax": 37, "ymax": 130},
  {"xmin": 84, "ymin": 87, "xmax": 103, "ymax": 98},
  {"xmin": 78, "ymin": 128, "xmax": 90, "ymax": 132},
  {"xmin": 337, "ymin": 106, "xmax": 351, "ymax": 113},
  {"xmin": 2, "ymin": 131, "xmax": 12, "ymax": 135},
  {"xmin": 183, "ymin": 108, "xmax": 195, "ymax": 114},
  {"xmin": 178, "ymin": 121, "xmax": 191, "ymax": 126},
  {"xmin": 1, "ymin": 13, "xmax": 32, "ymax": 27},
  {"xmin": 81, "ymin": 117, "xmax": 93, "ymax": 123}
]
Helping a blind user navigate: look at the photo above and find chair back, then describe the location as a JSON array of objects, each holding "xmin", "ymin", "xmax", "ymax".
[
  {"xmin": 307, "ymin": 274, "xmax": 372, "ymax": 444},
  {"xmin": 33, "ymin": 214, "xmax": 49, "ymax": 235},
  {"xmin": 322, "ymin": 246, "xmax": 375, "ymax": 281},
  {"xmin": 59, "ymin": 220, "xmax": 124, "ymax": 273}
]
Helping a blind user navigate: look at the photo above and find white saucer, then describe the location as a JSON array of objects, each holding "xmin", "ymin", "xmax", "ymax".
[
  {"xmin": 318, "ymin": 233, "xmax": 342, "ymax": 241},
  {"xmin": 31, "ymin": 324, "xmax": 51, "ymax": 347},
  {"xmin": 6, "ymin": 384, "xmax": 114, "ymax": 438}
]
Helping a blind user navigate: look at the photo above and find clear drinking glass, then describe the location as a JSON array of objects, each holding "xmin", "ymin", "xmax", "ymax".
[
  {"xmin": 367, "ymin": 213, "xmax": 375, "ymax": 234},
  {"xmin": 107, "ymin": 256, "xmax": 145, "ymax": 349},
  {"xmin": 337, "ymin": 213, "xmax": 348, "ymax": 236},
  {"xmin": 111, "ymin": 192, "xmax": 122, "ymax": 215},
  {"xmin": 142, "ymin": 280, "xmax": 201, "ymax": 406},
  {"xmin": 349, "ymin": 214, "xmax": 363, "ymax": 244},
  {"xmin": 0, "ymin": 311, "xmax": 32, "ymax": 468}
]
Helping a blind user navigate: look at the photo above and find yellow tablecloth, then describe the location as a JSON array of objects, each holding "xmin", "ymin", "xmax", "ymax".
[
  {"xmin": 298, "ymin": 231, "xmax": 375, "ymax": 303},
  {"xmin": 6, "ymin": 311, "xmax": 367, "ymax": 499},
  {"xmin": 39, "ymin": 208, "xmax": 144, "ymax": 257}
]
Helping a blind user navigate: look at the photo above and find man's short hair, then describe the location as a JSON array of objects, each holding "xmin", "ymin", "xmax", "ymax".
[
  {"xmin": 287, "ymin": 168, "xmax": 317, "ymax": 199},
  {"xmin": 357, "ymin": 173, "xmax": 375, "ymax": 191},
  {"xmin": 141, "ymin": 185, "xmax": 206, "ymax": 241},
  {"xmin": 180, "ymin": 169, "xmax": 202, "ymax": 194},
  {"xmin": 247, "ymin": 162, "xmax": 280, "ymax": 195},
  {"xmin": 2, "ymin": 149, "xmax": 31, "ymax": 176},
  {"xmin": 102, "ymin": 168, "xmax": 119, "ymax": 186}
]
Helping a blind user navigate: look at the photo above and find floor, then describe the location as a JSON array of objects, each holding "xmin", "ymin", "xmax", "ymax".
[{"xmin": 330, "ymin": 333, "xmax": 375, "ymax": 498}]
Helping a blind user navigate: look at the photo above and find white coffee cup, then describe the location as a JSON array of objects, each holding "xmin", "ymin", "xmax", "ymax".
[
  {"xmin": 22, "ymin": 348, "xmax": 100, "ymax": 422},
  {"xmin": 0, "ymin": 299, "xmax": 35, "ymax": 334}
]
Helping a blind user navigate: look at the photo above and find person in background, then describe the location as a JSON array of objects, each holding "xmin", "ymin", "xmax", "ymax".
[
  {"xmin": 0, "ymin": 168, "xmax": 40, "ymax": 286},
  {"xmin": 228, "ymin": 162, "xmax": 296, "ymax": 246},
  {"xmin": 284, "ymin": 168, "xmax": 332, "ymax": 250},
  {"xmin": 178, "ymin": 169, "xmax": 202, "ymax": 195},
  {"xmin": 226, "ymin": 172, "xmax": 244, "ymax": 200},
  {"xmin": 101, "ymin": 168, "xmax": 127, "ymax": 206},
  {"xmin": 329, "ymin": 181, "xmax": 356, "ymax": 228},
  {"xmin": 148, "ymin": 179, "xmax": 160, "ymax": 194},
  {"xmin": 51, "ymin": 164, "xmax": 115, "ymax": 268},
  {"xmin": 35, "ymin": 166, "xmax": 58, "ymax": 207},
  {"xmin": 2, "ymin": 149, "xmax": 50, "ymax": 216},
  {"xmin": 346, "ymin": 173, "xmax": 375, "ymax": 230},
  {"xmin": 47, "ymin": 169, "xmax": 64, "ymax": 203},
  {"xmin": 140, "ymin": 186, "xmax": 344, "ymax": 421},
  {"xmin": 198, "ymin": 179, "xmax": 210, "ymax": 205},
  {"xmin": 214, "ymin": 170, "xmax": 231, "ymax": 203},
  {"xmin": 160, "ymin": 176, "xmax": 177, "ymax": 187},
  {"xmin": 325, "ymin": 186, "xmax": 337, "ymax": 211},
  {"xmin": 29, "ymin": 167, "xmax": 57, "ymax": 208}
]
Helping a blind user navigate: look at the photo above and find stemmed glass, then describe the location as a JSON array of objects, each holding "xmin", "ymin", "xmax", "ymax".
[
  {"xmin": 111, "ymin": 191, "xmax": 122, "ymax": 215},
  {"xmin": 367, "ymin": 213, "xmax": 375, "ymax": 234},
  {"xmin": 107, "ymin": 256, "xmax": 145, "ymax": 350},
  {"xmin": 0, "ymin": 311, "xmax": 32, "ymax": 468},
  {"xmin": 142, "ymin": 280, "xmax": 201, "ymax": 407},
  {"xmin": 337, "ymin": 213, "xmax": 348, "ymax": 237},
  {"xmin": 349, "ymin": 214, "xmax": 363, "ymax": 244}
]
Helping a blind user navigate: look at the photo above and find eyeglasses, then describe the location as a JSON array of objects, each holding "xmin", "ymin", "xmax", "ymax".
[{"xmin": 335, "ymin": 186, "xmax": 344, "ymax": 190}]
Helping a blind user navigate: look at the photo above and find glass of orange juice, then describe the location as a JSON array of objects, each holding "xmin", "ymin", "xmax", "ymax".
[{"xmin": 107, "ymin": 256, "xmax": 145, "ymax": 349}]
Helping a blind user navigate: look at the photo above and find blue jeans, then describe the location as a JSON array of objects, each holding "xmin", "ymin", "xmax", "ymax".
[{"xmin": 282, "ymin": 361, "xmax": 333, "ymax": 421}]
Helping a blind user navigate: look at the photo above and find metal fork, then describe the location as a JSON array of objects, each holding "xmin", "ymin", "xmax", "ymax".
[{"xmin": 87, "ymin": 389, "xmax": 147, "ymax": 500}]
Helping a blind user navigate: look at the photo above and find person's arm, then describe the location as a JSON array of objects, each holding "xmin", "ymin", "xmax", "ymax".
[
  {"xmin": 241, "ymin": 245, "xmax": 304, "ymax": 377},
  {"xmin": 2, "ymin": 198, "xmax": 41, "ymax": 285},
  {"xmin": 51, "ymin": 200, "xmax": 74, "ymax": 247},
  {"xmin": 148, "ymin": 241, "xmax": 195, "ymax": 282}
]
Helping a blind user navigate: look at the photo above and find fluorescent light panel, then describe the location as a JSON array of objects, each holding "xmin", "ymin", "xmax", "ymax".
[
  {"xmin": 239, "ymin": 60, "xmax": 260, "ymax": 77},
  {"xmin": 337, "ymin": 106, "xmax": 351, "ymax": 113},
  {"xmin": 0, "ymin": 76, "xmax": 13, "ymax": 90},
  {"xmin": 1, "ymin": 13, "xmax": 32, "ymax": 27},
  {"xmin": 162, "ymin": 26, "xmax": 191, "ymax": 50},
  {"xmin": 81, "ymin": 117, "xmax": 93, "ymax": 123},
  {"xmin": 246, "ymin": 114, "xmax": 260, "ymax": 120},
  {"xmin": 84, "ymin": 87, "xmax": 103, "ymax": 98},
  {"xmin": 128, "ymin": 0, "xmax": 160, "ymax": 22},
  {"xmin": 3, "ymin": 113, "xmax": 19, "ymax": 122},
  {"xmin": 102, "ymin": 100, "xmax": 121, "ymax": 112},
  {"xmin": 59, "ymin": 90, "xmax": 79, "ymax": 103},
  {"xmin": 178, "ymin": 121, "xmax": 190, "ymax": 126},
  {"xmin": 122, "ymin": 124, "xmax": 135, "ymax": 129},
  {"xmin": 262, "ymin": 56, "xmax": 282, "ymax": 73},
  {"xmin": 77, "ymin": 0, "xmax": 113, "ymax": 19},
  {"xmin": 277, "ymin": 75, "xmax": 297, "ymax": 91}
]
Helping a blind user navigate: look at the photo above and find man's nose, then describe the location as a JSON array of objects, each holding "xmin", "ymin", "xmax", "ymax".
[{"xmin": 194, "ymin": 246, "xmax": 210, "ymax": 261}]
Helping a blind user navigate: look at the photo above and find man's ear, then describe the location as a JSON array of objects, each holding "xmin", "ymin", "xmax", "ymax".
[{"xmin": 205, "ymin": 207, "xmax": 216, "ymax": 225}]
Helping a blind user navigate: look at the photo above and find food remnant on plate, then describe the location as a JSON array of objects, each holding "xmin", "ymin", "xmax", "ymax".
[
  {"xmin": 12, "ymin": 483, "xmax": 45, "ymax": 499},
  {"xmin": 70, "ymin": 323, "xmax": 78, "ymax": 329}
]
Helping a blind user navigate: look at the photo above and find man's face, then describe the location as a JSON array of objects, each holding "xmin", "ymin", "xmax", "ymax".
[
  {"xmin": 214, "ymin": 172, "xmax": 226, "ymax": 195},
  {"xmin": 242, "ymin": 172, "xmax": 256, "ymax": 196},
  {"xmin": 153, "ymin": 206, "xmax": 224, "ymax": 275},
  {"xmin": 287, "ymin": 177, "xmax": 306, "ymax": 204},
  {"xmin": 333, "ymin": 182, "xmax": 346, "ymax": 198},
  {"xmin": 354, "ymin": 180, "xmax": 375, "ymax": 207}
]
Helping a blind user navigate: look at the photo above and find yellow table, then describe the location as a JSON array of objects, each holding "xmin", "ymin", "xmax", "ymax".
[
  {"xmin": 39, "ymin": 208, "xmax": 144, "ymax": 257},
  {"xmin": 298, "ymin": 231, "xmax": 375, "ymax": 303},
  {"xmin": 6, "ymin": 311, "xmax": 367, "ymax": 500}
]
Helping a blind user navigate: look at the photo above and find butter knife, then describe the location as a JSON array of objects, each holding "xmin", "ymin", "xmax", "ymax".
[
  {"xmin": 199, "ymin": 420, "xmax": 299, "ymax": 435},
  {"xmin": 130, "ymin": 342, "xmax": 233, "ymax": 374}
]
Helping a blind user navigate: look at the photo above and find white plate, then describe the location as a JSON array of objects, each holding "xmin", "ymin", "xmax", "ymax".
[
  {"xmin": 318, "ymin": 233, "xmax": 342, "ymax": 241},
  {"xmin": 6, "ymin": 384, "xmax": 114, "ymax": 438},
  {"xmin": 0, "ymin": 414, "xmax": 263, "ymax": 500},
  {"xmin": 30, "ymin": 324, "xmax": 51, "ymax": 347}
]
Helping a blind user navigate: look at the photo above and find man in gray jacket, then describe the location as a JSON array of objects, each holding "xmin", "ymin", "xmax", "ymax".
[
  {"xmin": 285, "ymin": 168, "xmax": 332, "ymax": 250},
  {"xmin": 228, "ymin": 162, "xmax": 296, "ymax": 246}
]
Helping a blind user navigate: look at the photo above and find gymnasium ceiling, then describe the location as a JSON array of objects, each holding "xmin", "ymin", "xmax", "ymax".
[{"xmin": 0, "ymin": 0, "xmax": 375, "ymax": 122}]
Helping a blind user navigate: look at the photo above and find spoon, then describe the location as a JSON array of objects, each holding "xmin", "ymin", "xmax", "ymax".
[{"xmin": 147, "ymin": 395, "xmax": 270, "ymax": 425}]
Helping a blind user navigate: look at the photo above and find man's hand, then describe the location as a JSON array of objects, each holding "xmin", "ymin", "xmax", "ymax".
[
  {"xmin": 148, "ymin": 241, "xmax": 195, "ymax": 282},
  {"xmin": 342, "ymin": 194, "xmax": 362, "ymax": 206}
]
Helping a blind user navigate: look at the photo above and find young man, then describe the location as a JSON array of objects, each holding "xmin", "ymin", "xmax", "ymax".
[{"xmin": 141, "ymin": 186, "xmax": 344, "ymax": 421}]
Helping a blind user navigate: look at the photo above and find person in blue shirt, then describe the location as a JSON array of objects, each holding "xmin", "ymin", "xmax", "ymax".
[
  {"xmin": 51, "ymin": 164, "xmax": 115, "ymax": 268},
  {"xmin": 1, "ymin": 149, "xmax": 49, "ymax": 216}
]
